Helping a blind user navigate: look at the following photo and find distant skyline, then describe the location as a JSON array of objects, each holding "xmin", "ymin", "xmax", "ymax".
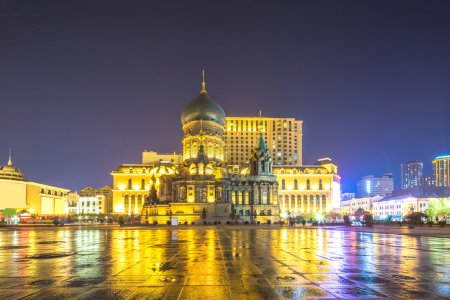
[{"xmin": 1, "ymin": 0, "xmax": 449, "ymax": 193}]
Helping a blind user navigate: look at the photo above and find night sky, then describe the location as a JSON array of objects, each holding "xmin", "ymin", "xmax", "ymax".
[{"xmin": 1, "ymin": 0, "xmax": 449, "ymax": 193}]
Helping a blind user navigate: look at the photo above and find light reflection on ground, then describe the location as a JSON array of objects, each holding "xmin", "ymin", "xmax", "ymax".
[{"xmin": 0, "ymin": 226, "xmax": 449, "ymax": 299}]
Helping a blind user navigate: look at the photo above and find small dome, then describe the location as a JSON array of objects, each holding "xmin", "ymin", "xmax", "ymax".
[
  {"xmin": 0, "ymin": 152, "xmax": 25, "ymax": 181},
  {"xmin": 181, "ymin": 92, "xmax": 226, "ymax": 126}
]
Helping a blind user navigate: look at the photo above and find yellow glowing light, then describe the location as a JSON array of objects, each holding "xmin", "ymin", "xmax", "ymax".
[
  {"xmin": 118, "ymin": 184, "xmax": 125, "ymax": 190},
  {"xmin": 325, "ymin": 184, "xmax": 330, "ymax": 190},
  {"xmin": 208, "ymin": 197, "xmax": 214, "ymax": 203},
  {"xmin": 287, "ymin": 184, "xmax": 293, "ymax": 190},
  {"xmin": 312, "ymin": 185, "xmax": 318, "ymax": 191},
  {"xmin": 156, "ymin": 179, "xmax": 160, "ymax": 185},
  {"xmin": 300, "ymin": 184, "xmax": 305, "ymax": 190},
  {"xmin": 29, "ymin": 208, "xmax": 35, "ymax": 213},
  {"xmin": 145, "ymin": 185, "xmax": 150, "ymax": 190},
  {"xmin": 133, "ymin": 184, "xmax": 140, "ymax": 190},
  {"xmin": 188, "ymin": 197, "xmax": 194, "ymax": 203},
  {"xmin": 115, "ymin": 204, "xmax": 124, "ymax": 213}
]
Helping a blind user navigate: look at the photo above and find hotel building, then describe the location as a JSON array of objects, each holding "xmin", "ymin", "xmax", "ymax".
[{"xmin": 225, "ymin": 116, "xmax": 302, "ymax": 166}]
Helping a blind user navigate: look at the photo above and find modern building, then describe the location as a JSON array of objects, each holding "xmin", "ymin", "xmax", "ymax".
[
  {"xmin": 433, "ymin": 155, "xmax": 450, "ymax": 188},
  {"xmin": 0, "ymin": 152, "xmax": 70, "ymax": 218},
  {"xmin": 340, "ymin": 195, "xmax": 383, "ymax": 216},
  {"xmin": 357, "ymin": 173, "xmax": 393, "ymax": 198},
  {"xmin": 401, "ymin": 161, "xmax": 423, "ymax": 189},
  {"xmin": 225, "ymin": 116, "xmax": 302, "ymax": 166},
  {"xmin": 372, "ymin": 195, "xmax": 437, "ymax": 221},
  {"xmin": 421, "ymin": 175, "xmax": 436, "ymax": 187}
]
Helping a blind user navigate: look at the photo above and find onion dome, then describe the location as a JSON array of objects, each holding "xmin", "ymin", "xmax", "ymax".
[{"xmin": 180, "ymin": 70, "xmax": 226, "ymax": 126}]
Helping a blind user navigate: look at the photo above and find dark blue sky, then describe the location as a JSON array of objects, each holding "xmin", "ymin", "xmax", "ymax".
[{"xmin": 1, "ymin": 0, "xmax": 449, "ymax": 193}]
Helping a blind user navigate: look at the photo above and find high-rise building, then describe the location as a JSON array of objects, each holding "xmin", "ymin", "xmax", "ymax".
[
  {"xmin": 421, "ymin": 175, "xmax": 436, "ymax": 187},
  {"xmin": 225, "ymin": 116, "xmax": 302, "ymax": 166},
  {"xmin": 433, "ymin": 155, "xmax": 450, "ymax": 188},
  {"xmin": 401, "ymin": 161, "xmax": 423, "ymax": 189},
  {"xmin": 357, "ymin": 173, "xmax": 393, "ymax": 198}
]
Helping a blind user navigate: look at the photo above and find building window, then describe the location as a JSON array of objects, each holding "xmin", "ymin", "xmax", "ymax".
[
  {"xmin": 141, "ymin": 179, "xmax": 145, "ymax": 190},
  {"xmin": 128, "ymin": 179, "xmax": 132, "ymax": 190},
  {"xmin": 281, "ymin": 179, "xmax": 285, "ymax": 190},
  {"xmin": 319, "ymin": 179, "xmax": 323, "ymax": 190},
  {"xmin": 294, "ymin": 179, "xmax": 298, "ymax": 190},
  {"xmin": 306, "ymin": 179, "xmax": 310, "ymax": 190}
]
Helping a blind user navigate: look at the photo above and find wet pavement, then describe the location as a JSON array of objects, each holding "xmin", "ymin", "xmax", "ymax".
[{"xmin": 0, "ymin": 226, "xmax": 449, "ymax": 299}]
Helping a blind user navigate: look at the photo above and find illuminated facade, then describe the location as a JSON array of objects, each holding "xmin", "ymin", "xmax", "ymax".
[
  {"xmin": 80, "ymin": 185, "xmax": 113, "ymax": 214},
  {"xmin": 273, "ymin": 158, "xmax": 341, "ymax": 217},
  {"xmin": 340, "ymin": 195, "xmax": 383, "ymax": 216},
  {"xmin": 225, "ymin": 116, "xmax": 302, "ymax": 166},
  {"xmin": 372, "ymin": 195, "xmax": 436, "ymax": 221},
  {"xmin": 433, "ymin": 155, "xmax": 450, "ymax": 188},
  {"xmin": 0, "ymin": 152, "xmax": 69, "ymax": 216}
]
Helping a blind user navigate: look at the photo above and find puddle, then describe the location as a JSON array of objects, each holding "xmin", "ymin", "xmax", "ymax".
[
  {"xmin": 26, "ymin": 252, "xmax": 75, "ymax": 259},
  {"xmin": 276, "ymin": 275, "xmax": 296, "ymax": 281},
  {"xmin": 0, "ymin": 245, "xmax": 29, "ymax": 250},
  {"xmin": 157, "ymin": 277, "xmax": 176, "ymax": 283},
  {"xmin": 391, "ymin": 274, "xmax": 416, "ymax": 281},
  {"xmin": 37, "ymin": 241, "xmax": 65, "ymax": 245},
  {"xmin": 28, "ymin": 279, "xmax": 54, "ymax": 286}
]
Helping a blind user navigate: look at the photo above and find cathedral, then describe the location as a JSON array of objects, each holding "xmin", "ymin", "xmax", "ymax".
[
  {"xmin": 111, "ymin": 71, "xmax": 340, "ymax": 224},
  {"xmin": 113, "ymin": 72, "xmax": 280, "ymax": 224}
]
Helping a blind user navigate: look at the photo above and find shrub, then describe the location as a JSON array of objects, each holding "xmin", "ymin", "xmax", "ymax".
[
  {"xmin": 217, "ymin": 221, "xmax": 221, "ymax": 225},
  {"xmin": 191, "ymin": 221, "xmax": 196, "ymax": 225},
  {"xmin": 438, "ymin": 220, "xmax": 446, "ymax": 227},
  {"xmin": 184, "ymin": 221, "xmax": 188, "ymax": 225},
  {"xmin": 213, "ymin": 221, "xmax": 217, "ymax": 225},
  {"xmin": 226, "ymin": 221, "xmax": 230, "ymax": 225},
  {"xmin": 244, "ymin": 221, "xmax": 249, "ymax": 225},
  {"xmin": 203, "ymin": 221, "xmax": 207, "ymax": 225},
  {"xmin": 166, "ymin": 220, "xmax": 171, "ymax": 225},
  {"xmin": 267, "ymin": 220, "xmax": 271, "ymax": 225},
  {"xmin": 257, "ymin": 221, "xmax": 260, "ymax": 225},
  {"xmin": 426, "ymin": 220, "xmax": 434, "ymax": 227},
  {"xmin": 153, "ymin": 220, "xmax": 158, "ymax": 226}
]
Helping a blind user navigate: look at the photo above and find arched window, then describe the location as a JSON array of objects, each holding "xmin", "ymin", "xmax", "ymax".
[
  {"xmin": 141, "ymin": 179, "xmax": 145, "ymax": 190},
  {"xmin": 294, "ymin": 179, "xmax": 298, "ymax": 190},
  {"xmin": 138, "ymin": 195, "xmax": 142, "ymax": 206},
  {"xmin": 124, "ymin": 195, "xmax": 129, "ymax": 213},
  {"xmin": 128, "ymin": 178, "xmax": 132, "ymax": 190},
  {"xmin": 281, "ymin": 179, "xmax": 285, "ymax": 190},
  {"xmin": 303, "ymin": 195, "xmax": 308, "ymax": 201},
  {"xmin": 319, "ymin": 179, "xmax": 323, "ymax": 190},
  {"xmin": 238, "ymin": 192, "xmax": 242, "ymax": 205},
  {"xmin": 315, "ymin": 195, "xmax": 320, "ymax": 202},
  {"xmin": 40, "ymin": 188, "xmax": 44, "ymax": 193},
  {"xmin": 48, "ymin": 190, "xmax": 51, "ymax": 195},
  {"xmin": 192, "ymin": 143, "xmax": 198, "ymax": 158},
  {"xmin": 291, "ymin": 195, "xmax": 295, "ymax": 209},
  {"xmin": 186, "ymin": 145, "xmax": 191, "ymax": 159},
  {"xmin": 306, "ymin": 179, "xmax": 310, "ymax": 190}
]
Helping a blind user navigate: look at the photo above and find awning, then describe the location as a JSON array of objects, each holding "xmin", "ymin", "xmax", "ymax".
[{"xmin": 1, "ymin": 209, "xmax": 17, "ymax": 216}]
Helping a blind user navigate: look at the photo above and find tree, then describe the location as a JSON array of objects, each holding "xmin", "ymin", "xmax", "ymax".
[
  {"xmin": 425, "ymin": 198, "xmax": 450, "ymax": 221},
  {"xmin": 362, "ymin": 214, "xmax": 374, "ymax": 227},
  {"xmin": 405, "ymin": 212, "xmax": 426, "ymax": 226}
]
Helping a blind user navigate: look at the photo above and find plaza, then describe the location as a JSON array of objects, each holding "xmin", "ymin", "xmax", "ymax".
[{"xmin": 0, "ymin": 226, "xmax": 449, "ymax": 299}]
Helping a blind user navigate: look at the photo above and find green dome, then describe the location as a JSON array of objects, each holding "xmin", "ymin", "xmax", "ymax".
[{"xmin": 181, "ymin": 92, "xmax": 226, "ymax": 126}]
